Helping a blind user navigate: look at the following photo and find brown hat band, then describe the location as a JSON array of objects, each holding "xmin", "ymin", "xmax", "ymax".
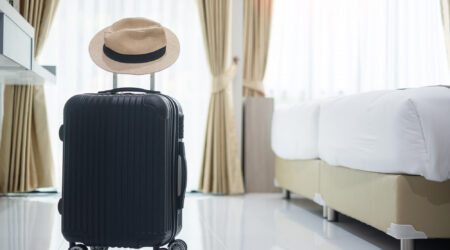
[{"xmin": 103, "ymin": 45, "xmax": 166, "ymax": 64}]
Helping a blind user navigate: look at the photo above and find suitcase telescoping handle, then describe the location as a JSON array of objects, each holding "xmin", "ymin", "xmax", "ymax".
[{"xmin": 98, "ymin": 87, "xmax": 159, "ymax": 94}]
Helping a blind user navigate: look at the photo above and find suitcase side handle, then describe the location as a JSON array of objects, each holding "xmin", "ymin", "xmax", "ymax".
[
  {"xmin": 98, "ymin": 87, "xmax": 160, "ymax": 94},
  {"xmin": 178, "ymin": 142, "xmax": 187, "ymax": 209}
]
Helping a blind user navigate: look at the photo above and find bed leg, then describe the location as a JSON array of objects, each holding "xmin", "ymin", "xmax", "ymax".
[
  {"xmin": 400, "ymin": 239, "xmax": 414, "ymax": 250},
  {"xmin": 322, "ymin": 206, "xmax": 328, "ymax": 218},
  {"xmin": 283, "ymin": 189, "xmax": 291, "ymax": 200},
  {"xmin": 327, "ymin": 207, "xmax": 338, "ymax": 222}
]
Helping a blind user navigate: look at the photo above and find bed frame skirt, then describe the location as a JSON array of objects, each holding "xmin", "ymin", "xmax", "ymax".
[{"xmin": 275, "ymin": 156, "xmax": 450, "ymax": 239}]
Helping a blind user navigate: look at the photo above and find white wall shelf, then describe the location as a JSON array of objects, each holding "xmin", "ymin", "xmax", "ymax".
[{"xmin": 0, "ymin": 0, "xmax": 55, "ymax": 85}]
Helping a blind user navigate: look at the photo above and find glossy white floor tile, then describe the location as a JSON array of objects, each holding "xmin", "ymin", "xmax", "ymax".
[{"xmin": 0, "ymin": 193, "xmax": 449, "ymax": 250}]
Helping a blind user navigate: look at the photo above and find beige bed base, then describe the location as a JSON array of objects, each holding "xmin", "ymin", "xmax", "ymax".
[{"xmin": 275, "ymin": 156, "xmax": 450, "ymax": 247}]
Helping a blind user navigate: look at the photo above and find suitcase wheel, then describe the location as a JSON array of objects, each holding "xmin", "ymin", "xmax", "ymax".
[
  {"xmin": 68, "ymin": 244, "xmax": 88, "ymax": 250},
  {"xmin": 168, "ymin": 239, "xmax": 187, "ymax": 250}
]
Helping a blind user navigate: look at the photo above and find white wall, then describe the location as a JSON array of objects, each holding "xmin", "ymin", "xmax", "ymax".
[{"xmin": 231, "ymin": 0, "xmax": 244, "ymax": 160}]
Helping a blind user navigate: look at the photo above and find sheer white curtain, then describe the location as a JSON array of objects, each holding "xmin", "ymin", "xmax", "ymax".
[
  {"xmin": 265, "ymin": 0, "xmax": 450, "ymax": 105},
  {"xmin": 39, "ymin": 0, "xmax": 210, "ymax": 191}
]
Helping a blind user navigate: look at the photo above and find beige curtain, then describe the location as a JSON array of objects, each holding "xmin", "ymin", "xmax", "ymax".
[
  {"xmin": 0, "ymin": 0, "xmax": 59, "ymax": 193},
  {"xmin": 242, "ymin": 0, "xmax": 273, "ymax": 97},
  {"xmin": 197, "ymin": 0, "xmax": 244, "ymax": 194},
  {"xmin": 441, "ymin": 0, "xmax": 450, "ymax": 67}
]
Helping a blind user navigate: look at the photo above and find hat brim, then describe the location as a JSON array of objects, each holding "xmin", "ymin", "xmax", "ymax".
[{"xmin": 89, "ymin": 26, "xmax": 180, "ymax": 75}]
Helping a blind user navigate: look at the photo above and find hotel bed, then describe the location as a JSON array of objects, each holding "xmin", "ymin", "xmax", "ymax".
[{"xmin": 271, "ymin": 87, "xmax": 450, "ymax": 250}]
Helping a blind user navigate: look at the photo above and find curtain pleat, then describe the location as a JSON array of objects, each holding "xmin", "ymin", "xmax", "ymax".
[
  {"xmin": 31, "ymin": 85, "xmax": 54, "ymax": 187},
  {"xmin": 242, "ymin": 0, "xmax": 273, "ymax": 97},
  {"xmin": 197, "ymin": 0, "xmax": 244, "ymax": 194},
  {"xmin": 0, "ymin": 0, "xmax": 59, "ymax": 193}
]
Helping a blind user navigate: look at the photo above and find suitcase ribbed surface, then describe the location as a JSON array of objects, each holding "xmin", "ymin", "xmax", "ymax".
[{"xmin": 61, "ymin": 93, "xmax": 177, "ymax": 248}]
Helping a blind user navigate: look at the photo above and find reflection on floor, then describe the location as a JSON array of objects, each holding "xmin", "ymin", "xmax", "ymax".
[{"xmin": 0, "ymin": 193, "xmax": 449, "ymax": 250}]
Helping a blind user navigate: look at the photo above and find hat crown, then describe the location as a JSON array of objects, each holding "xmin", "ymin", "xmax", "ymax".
[{"xmin": 104, "ymin": 17, "xmax": 167, "ymax": 55}]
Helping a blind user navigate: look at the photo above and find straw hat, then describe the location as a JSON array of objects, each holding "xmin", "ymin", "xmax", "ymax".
[{"xmin": 89, "ymin": 17, "xmax": 180, "ymax": 75}]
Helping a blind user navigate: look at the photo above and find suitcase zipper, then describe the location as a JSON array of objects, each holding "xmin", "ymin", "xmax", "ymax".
[{"xmin": 159, "ymin": 94, "xmax": 181, "ymax": 242}]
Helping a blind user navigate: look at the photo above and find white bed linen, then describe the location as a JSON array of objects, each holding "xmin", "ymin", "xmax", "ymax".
[
  {"xmin": 271, "ymin": 101, "xmax": 320, "ymax": 160},
  {"xmin": 318, "ymin": 87, "xmax": 450, "ymax": 181}
]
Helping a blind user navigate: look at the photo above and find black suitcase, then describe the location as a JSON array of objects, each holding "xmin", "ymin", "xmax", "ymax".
[{"xmin": 58, "ymin": 87, "xmax": 187, "ymax": 250}]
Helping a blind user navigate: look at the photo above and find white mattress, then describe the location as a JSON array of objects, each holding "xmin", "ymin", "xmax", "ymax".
[
  {"xmin": 318, "ymin": 87, "xmax": 450, "ymax": 182},
  {"xmin": 271, "ymin": 101, "xmax": 320, "ymax": 160}
]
